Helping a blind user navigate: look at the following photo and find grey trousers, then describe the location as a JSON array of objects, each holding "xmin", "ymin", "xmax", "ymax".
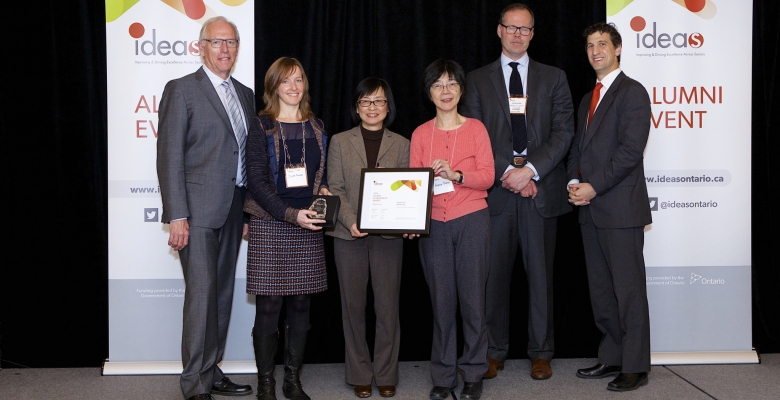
[
  {"xmin": 580, "ymin": 207, "xmax": 651, "ymax": 373},
  {"xmin": 334, "ymin": 236, "xmax": 403, "ymax": 386},
  {"xmin": 485, "ymin": 193, "xmax": 556, "ymax": 362},
  {"xmin": 419, "ymin": 209, "xmax": 490, "ymax": 387},
  {"xmin": 178, "ymin": 187, "xmax": 244, "ymax": 398}
]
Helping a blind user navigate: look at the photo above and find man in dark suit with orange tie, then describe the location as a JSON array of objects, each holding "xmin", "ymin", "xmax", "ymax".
[{"xmin": 567, "ymin": 22, "xmax": 652, "ymax": 392}]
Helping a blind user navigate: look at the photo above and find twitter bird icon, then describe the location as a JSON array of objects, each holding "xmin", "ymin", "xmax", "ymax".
[{"xmin": 144, "ymin": 208, "xmax": 159, "ymax": 222}]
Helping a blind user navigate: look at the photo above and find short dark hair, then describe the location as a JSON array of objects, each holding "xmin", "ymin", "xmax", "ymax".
[
  {"xmin": 351, "ymin": 77, "xmax": 396, "ymax": 127},
  {"xmin": 583, "ymin": 22, "xmax": 622, "ymax": 49},
  {"xmin": 499, "ymin": 3, "xmax": 534, "ymax": 27},
  {"xmin": 422, "ymin": 59, "xmax": 466, "ymax": 100}
]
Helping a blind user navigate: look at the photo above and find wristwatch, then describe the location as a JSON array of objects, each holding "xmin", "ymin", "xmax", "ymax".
[{"xmin": 455, "ymin": 170, "xmax": 464, "ymax": 184}]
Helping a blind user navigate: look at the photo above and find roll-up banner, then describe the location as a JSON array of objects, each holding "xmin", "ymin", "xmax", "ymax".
[
  {"xmin": 104, "ymin": 0, "xmax": 255, "ymax": 375},
  {"xmin": 607, "ymin": 0, "xmax": 757, "ymax": 364}
]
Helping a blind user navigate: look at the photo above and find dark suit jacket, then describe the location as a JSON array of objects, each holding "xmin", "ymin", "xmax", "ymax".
[
  {"xmin": 461, "ymin": 58, "xmax": 574, "ymax": 218},
  {"xmin": 566, "ymin": 71, "xmax": 652, "ymax": 229},
  {"xmin": 325, "ymin": 126, "xmax": 410, "ymax": 241},
  {"xmin": 157, "ymin": 67, "xmax": 255, "ymax": 229}
]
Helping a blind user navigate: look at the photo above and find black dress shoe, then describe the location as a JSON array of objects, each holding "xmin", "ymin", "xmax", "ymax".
[
  {"xmin": 576, "ymin": 364, "xmax": 622, "ymax": 379},
  {"xmin": 211, "ymin": 377, "xmax": 253, "ymax": 396},
  {"xmin": 460, "ymin": 381, "xmax": 483, "ymax": 400},
  {"xmin": 186, "ymin": 395, "xmax": 214, "ymax": 400},
  {"xmin": 429, "ymin": 386, "xmax": 452, "ymax": 400},
  {"xmin": 608, "ymin": 372, "xmax": 649, "ymax": 392}
]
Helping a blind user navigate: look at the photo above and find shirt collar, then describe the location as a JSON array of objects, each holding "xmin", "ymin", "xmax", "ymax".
[
  {"xmin": 501, "ymin": 52, "xmax": 529, "ymax": 69},
  {"xmin": 202, "ymin": 65, "xmax": 232, "ymax": 87},
  {"xmin": 598, "ymin": 68, "xmax": 622, "ymax": 92}
]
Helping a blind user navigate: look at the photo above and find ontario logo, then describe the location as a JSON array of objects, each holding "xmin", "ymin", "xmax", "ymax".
[
  {"xmin": 129, "ymin": 23, "xmax": 200, "ymax": 56},
  {"xmin": 690, "ymin": 272, "xmax": 725, "ymax": 285},
  {"xmin": 630, "ymin": 17, "xmax": 704, "ymax": 49}
]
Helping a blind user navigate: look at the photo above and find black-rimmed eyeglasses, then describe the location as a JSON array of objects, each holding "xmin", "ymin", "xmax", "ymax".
[
  {"xmin": 202, "ymin": 38, "xmax": 239, "ymax": 48},
  {"xmin": 500, "ymin": 24, "xmax": 533, "ymax": 36},
  {"xmin": 357, "ymin": 99, "xmax": 388, "ymax": 107}
]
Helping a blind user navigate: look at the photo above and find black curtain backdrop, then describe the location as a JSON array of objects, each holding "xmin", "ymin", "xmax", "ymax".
[{"xmin": 1, "ymin": 1, "xmax": 777, "ymax": 368}]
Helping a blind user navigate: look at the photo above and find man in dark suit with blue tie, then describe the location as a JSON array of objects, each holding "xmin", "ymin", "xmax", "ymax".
[
  {"xmin": 567, "ymin": 22, "xmax": 652, "ymax": 392},
  {"xmin": 460, "ymin": 3, "xmax": 575, "ymax": 382},
  {"xmin": 157, "ymin": 16, "xmax": 254, "ymax": 400}
]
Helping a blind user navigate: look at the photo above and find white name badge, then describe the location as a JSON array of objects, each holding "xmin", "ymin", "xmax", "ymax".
[
  {"xmin": 285, "ymin": 164, "xmax": 308, "ymax": 188},
  {"xmin": 509, "ymin": 95, "xmax": 527, "ymax": 114},
  {"xmin": 433, "ymin": 176, "xmax": 455, "ymax": 195}
]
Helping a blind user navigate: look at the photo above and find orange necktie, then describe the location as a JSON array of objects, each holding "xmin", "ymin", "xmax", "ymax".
[{"xmin": 587, "ymin": 82, "xmax": 603, "ymax": 127}]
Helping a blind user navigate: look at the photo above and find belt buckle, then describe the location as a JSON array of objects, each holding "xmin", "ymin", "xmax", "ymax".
[{"xmin": 513, "ymin": 156, "xmax": 527, "ymax": 167}]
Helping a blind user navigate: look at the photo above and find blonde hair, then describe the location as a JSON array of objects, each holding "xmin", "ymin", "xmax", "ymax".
[{"xmin": 260, "ymin": 57, "xmax": 315, "ymax": 121}]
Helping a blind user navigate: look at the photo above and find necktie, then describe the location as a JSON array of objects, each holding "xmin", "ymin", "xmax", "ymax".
[
  {"xmin": 222, "ymin": 81, "xmax": 247, "ymax": 186},
  {"xmin": 509, "ymin": 62, "xmax": 527, "ymax": 154},
  {"xmin": 587, "ymin": 82, "xmax": 603, "ymax": 127}
]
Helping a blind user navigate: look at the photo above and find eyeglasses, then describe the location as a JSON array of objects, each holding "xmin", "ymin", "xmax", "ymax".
[
  {"xmin": 202, "ymin": 38, "xmax": 239, "ymax": 48},
  {"xmin": 357, "ymin": 99, "xmax": 388, "ymax": 107},
  {"xmin": 500, "ymin": 24, "xmax": 533, "ymax": 36},
  {"xmin": 430, "ymin": 82, "xmax": 460, "ymax": 91}
]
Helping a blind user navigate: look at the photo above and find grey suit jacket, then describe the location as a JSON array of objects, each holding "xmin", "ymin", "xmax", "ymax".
[
  {"xmin": 157, "ymin": 67, "xmax": 255, "ymax": 229},
  {"xmin": 566, "ymin": 71, "xmax": 652, "ymax": 229},
  {"xmin": 325, "ymin": 126, "xmax": 410, "ymax": 241},
  {"xmin": 461, "ymin": 58, "xmax": 574, "ymax": 218}
]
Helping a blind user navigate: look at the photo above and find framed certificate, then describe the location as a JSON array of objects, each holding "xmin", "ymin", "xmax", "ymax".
[{"xmin": 356, "ymin": 168, "xmax": 434, "ymax": 234}]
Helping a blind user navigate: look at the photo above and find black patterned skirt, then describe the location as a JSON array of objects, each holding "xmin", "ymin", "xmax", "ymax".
[{"xmin": 246, "ymin": 216, "xmax": 328, "ymax": 296}]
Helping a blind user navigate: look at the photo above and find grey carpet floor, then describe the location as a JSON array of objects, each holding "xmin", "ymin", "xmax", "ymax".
[{"xmin": 1, "ymin": 354, "xmax": 778, "ymax": 399}]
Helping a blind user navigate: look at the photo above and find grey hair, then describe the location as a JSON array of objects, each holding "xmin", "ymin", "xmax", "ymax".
[{"xmin": 198, "ymin": 16, "xmax": 240, "ymax": 63}]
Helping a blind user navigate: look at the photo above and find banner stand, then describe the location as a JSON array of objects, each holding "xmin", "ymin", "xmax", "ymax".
[
  {"xmin": 651, "ymin": 350, "xmax": 759, "ymax": 365},
  {"xmin": 102, "ymin": 360, "xmax": 257, "ymax": 376}
]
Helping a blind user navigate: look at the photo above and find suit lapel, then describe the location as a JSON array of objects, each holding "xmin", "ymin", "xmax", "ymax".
[
  {"xmin": 195, "ymin": 68, "xmax": 235, "ymax": 139},
  {"xmin": 580, "ymin": 72, "xmax": 625, "ymax": 151},
  {"xmin": 347, "ymin": 127, "xmax": 368, "ymax": 167},
  {"xmin": 489, "ymin": 59, "xmax": 512, "ymax": 127},
  {"xmin": 376, "ymin": 128, "xmax": 395, "ymax": 165},
  {"xmin": 526, "ymin": 59, "xmax": 539, "ymax": 140}
]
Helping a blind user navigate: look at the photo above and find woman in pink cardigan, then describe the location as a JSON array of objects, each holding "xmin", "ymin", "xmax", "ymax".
[{"xmin": 409, "ymin": 59, "xmax": 494, "ymax": 400}]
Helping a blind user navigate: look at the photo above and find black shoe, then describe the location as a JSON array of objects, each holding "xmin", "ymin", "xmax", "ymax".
[
  {"xmin": 186, "ymin": 395, "xmax": 214, "ymax": 400},
  {"xmin": 211, "ymin": 377, "xmax": 253, "ymax": 396},
  {"xmin": 576, "ymin": 364, "xmax": 622, "ymax": 379},
  {"xmin": 429, "ymin": 386, "xmax": 452, "ymax": 400},
  {"xmin": 608, "ymin": 372, "xmax": 649, "ymax": 392},
  {"xmin": 461, "ymin": 381, "xmax": 483, "ymax": 400}
]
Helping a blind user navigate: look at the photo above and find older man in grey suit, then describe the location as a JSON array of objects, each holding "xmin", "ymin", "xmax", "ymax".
[
  {"xmin": 157, "ymin": 16, "xmax": 254, "ymax": 400},
  {"xmin": 568, "ymin": 22, "xmax": 652, "ymax": 392},
  {"xmin": 460, "ymin": 3, "xmax": 574, "ymax": 381}
]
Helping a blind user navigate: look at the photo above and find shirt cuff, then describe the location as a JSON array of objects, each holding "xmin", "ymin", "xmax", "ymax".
[
  {"xmin": 525, "ymin": 162, "xmax": 540, "ymax": 181},
  {"xmin": 567, "ymin": 179, "xmax": 580, "ymax": 190}
]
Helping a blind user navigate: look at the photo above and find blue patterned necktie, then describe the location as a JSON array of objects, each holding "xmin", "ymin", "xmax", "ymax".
[{"xmin": 221, "ymin": 80, "xmax": 247, "ymax": 186}]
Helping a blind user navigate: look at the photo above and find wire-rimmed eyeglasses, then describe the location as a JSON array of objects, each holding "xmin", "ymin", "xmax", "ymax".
[{"xmin": 202, "ymin": 38, "xmax": 239, "ymax": 48}]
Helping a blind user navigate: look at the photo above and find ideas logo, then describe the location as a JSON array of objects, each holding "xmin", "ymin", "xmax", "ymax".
[
  {"xmin": 129, "ymin": 23, "xmax": 200, "ymax": 57},
  {"xmin": 630, "ymin": 17, "xmax": 704, "ymax": 49}
]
